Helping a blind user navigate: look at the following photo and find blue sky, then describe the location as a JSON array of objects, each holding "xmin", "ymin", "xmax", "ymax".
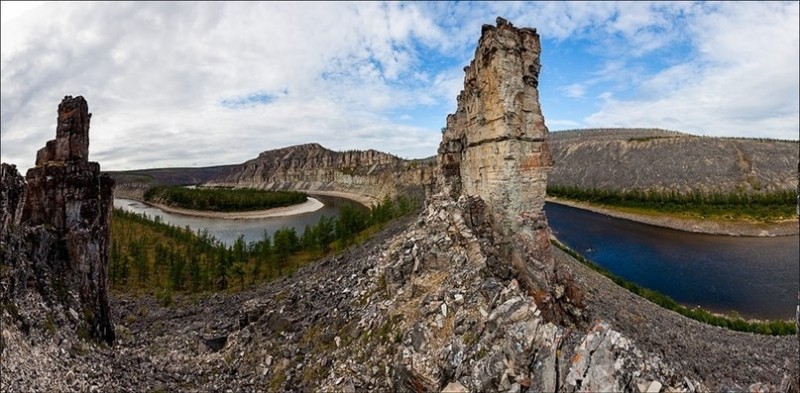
[{"xmin": 1, "ymin": 1, "xmax": 798, "ymax": 170}]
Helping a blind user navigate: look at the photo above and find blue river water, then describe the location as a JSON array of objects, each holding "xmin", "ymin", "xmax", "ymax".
[
  {"xmin": 544, "ymin": 202, "xmax": 799, "ymax": 320},
  {"xmin": 113, "ymin": 197, "xmax": 798, "ymax": 320}
]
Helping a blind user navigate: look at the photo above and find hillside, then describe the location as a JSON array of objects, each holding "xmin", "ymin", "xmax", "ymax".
[
  {"xmin": 549, "ymin": 128, "xmax": 799, "ymax": 194},
  {"xmin": 108, "ymin": 128, "xmax": 797, "ymax": 207},
  {"xmin": 2, "ymin": 20, "xmax": 798, "ymax": 393},
  {"xmin": 204, "ymin": 143, "xmax": 435, "ymax": 205}
]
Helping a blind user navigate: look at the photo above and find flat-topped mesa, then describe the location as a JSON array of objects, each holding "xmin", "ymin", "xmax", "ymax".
[
  {"xmin": 18, "ymin": 95, "xmax": 115, "ymax": 344},
  {"xmin": 438, "ymin": 18, "xmax": 581, "ymax": 322}
]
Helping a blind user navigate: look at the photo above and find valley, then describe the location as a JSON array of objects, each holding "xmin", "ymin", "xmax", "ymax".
[{"xmin": 2, "ymin": 17, "xmax": 798, "ymax": 393}]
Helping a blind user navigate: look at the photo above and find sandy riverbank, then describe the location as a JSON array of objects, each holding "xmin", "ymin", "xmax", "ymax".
[
  {"xmin": 121, "ymin": 197, "xmax": 325, "ymax": 219},
  {"xmin": 546, "ymin": 197, "xmax": 799, "ymax": 237}
]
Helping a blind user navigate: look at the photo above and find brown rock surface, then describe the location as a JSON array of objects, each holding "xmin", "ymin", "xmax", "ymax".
[
  {"xmin": 2, "ymin": 21, "xmax": 796, "ymax": 393},
  {"xmin": 437, "ymin": 18, "xmax": 581, "ymax": 324},
  {"xmin": 549, "ymin": 128, "xmax": 799, "ymax": 194},
  {"xmin": 206, "ymin": 143, "xmax": 434, "ymax": 205}
]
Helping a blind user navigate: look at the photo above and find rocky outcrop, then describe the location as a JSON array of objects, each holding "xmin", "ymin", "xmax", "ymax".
[
  {"xmin": 0, "ymin": 164, "xmax": 26, "ymax": 238},
  {"xmin": 549, "ymin": 128, "xmax": 800, "ymax": 194},
  {"xmin": 1, "ymin": 96, "xmax": 115, "ymax": 345},
  {"xmin": 437, "ymin": 17, "xmax": 581, "ymax": 324},
  {"xmin": 3, "ymin": 20, "xmax": 797, "ymax": 393},
  {"xmin": 205, "ymin": 143, "xmax": 434, "ymax": 205}
]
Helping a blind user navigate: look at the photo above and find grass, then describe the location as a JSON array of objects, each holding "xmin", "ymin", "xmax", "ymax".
[{"xmin": 551, "ymin": 238, "xmax": 797, "ymax": 336}]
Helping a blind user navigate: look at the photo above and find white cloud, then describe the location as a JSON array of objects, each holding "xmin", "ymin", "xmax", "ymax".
[
  {"xmin": 1, "ymin": 2, "xmax": 453, "ymax": 170},
  {"xmin": 2, "ymin": 2, "xmax": 797, "ymax": 172},
  {"xmin": 585, "ymin": 2, "xmax": 800, "ymax": 139},
  {"xmin": 560, "ymin": 83, "xmax": 587, "ymax": 99}
]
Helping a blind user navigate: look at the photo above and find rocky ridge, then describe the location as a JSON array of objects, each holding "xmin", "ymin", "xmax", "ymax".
[
  {"xmin": 102, "ymin": 17, "xmax": 793, "ymax": 392},
  {"xmin": 204, "ymin": 143, "xmax": 434, "ymax": 205},
  {"xmin": 1, "ymin": 20, "xmax": 798, "ymax": 393},
  {"xmin": 1, "ymin": 96, "xmax": 116, "ymax": 390},
  {"xmin": 549, "ymin": 128, "xmax": 799, "ymax": 194}
]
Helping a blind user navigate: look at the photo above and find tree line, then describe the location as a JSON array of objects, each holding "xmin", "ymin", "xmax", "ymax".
[
  {"xmin": 144, "ymin": 186, "xmax": 307, "ymax": 212},
  {"xmin": 547, "ymin": 185, "xmax": 797, "ymax": 221},
  {"xmin": 110, "ymin": 195, "xmax": 418, "ymax": 301}
]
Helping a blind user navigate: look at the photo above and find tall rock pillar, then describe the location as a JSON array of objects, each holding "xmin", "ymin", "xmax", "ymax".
[
  {"xmin": 438, "ymin": 18, "xmax": 581, "ymax": 322},
  {"xmin": 21, "ymin": 96, "xmax": 115, "ymax": 344}
]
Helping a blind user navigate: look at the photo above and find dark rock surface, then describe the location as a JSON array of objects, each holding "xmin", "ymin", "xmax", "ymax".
[{"xmin": 1, "ymin": 95, "xmax": 115, "ymax": 349}]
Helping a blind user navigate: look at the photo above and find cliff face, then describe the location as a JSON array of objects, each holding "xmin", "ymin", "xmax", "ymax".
[
  {"xmin": 0, "ymin": 96, "xmax": 115, "ymax": 345},
  {"xmin": 437, "ymin": 18, "xmax": 580, "ymax": 323},
  {"xmin": 549, "ymin": 129, "xmax": 800, "ymax": 193},
  {"xmin": 205, "ymin": 143, "xmax": 434, "ymax": 204}
]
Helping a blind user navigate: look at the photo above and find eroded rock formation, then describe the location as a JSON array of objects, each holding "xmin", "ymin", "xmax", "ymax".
[
  {"xmin": 2, "ymin": 21, "xmax": 797, "ymax": 393},
  {"xmin": 1, "ymin": 95, "xmax": 115, "ymax": 344},
  {"xmin": 438, "ymin": 17, "xmax": 581, "ymax": 323},
  {"xmin": 206, "ymin": 143, "xmax": 434, "ymax": 205}
]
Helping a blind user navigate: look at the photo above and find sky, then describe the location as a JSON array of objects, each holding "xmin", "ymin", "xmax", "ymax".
[{"xmin": 1, "ymin": 1, "xmax": 798, "ymax": 171}]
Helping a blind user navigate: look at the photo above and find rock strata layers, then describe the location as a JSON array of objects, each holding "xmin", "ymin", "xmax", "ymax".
[
  {"xmin": 1, "ymin": 95, "xmax": 115, "ymax": 345},
  {"xmin": 438, "ymin": 17, "xmax": 581, "ymax": 323},
  {"xmin": 2, "ymin": 21, "xmax": 797, "ymax": 393},
  {"xmin": 206, "ymin": 143, "xmax": 434, "ymax": 205},
  {"xmin": 549, "ymin": 128, "xmax": 799, "ymax": 194}
]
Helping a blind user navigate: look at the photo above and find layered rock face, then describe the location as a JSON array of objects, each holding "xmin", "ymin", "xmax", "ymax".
[
  {"xmin": 438, "ymin": 18, "xmax": 579, "ymax": 322},
  {"xmin": 1, "ymin": 96, "xmax": 115, "ymax": 344},
  {"xmin": 549, "ymin": 129, "xmax": 799, "ymax": 194},
  {"xmin": 207, "ymin": 143, "xmax": 434, "ymax": 205}
]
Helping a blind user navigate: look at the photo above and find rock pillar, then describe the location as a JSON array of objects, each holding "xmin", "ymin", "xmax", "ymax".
[
  {"xmin": 437, "ymin": 18, "xmax": 582, "ymax": 323},
  {"xmin": 20, "ymin": 96, "xmax": 115, "ymax": 344}
]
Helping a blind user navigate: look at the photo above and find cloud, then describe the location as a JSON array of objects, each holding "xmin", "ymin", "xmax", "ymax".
[
  {"xmin": 2, "ymin": 2, "xmax": 797, "ymax": 172},
  {"xmin": 560, "ymin": 83, "xmax": 587, "ymax": 99},
  {"xmin": 585, "ymin": 2, "xmax": 799, "ymax": 139},
  {"xmin": 0, "ymin": 2, "xmax": 457, "ymax": 170}
]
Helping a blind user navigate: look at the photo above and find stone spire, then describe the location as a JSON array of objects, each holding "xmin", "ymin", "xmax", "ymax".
[
  {"xmin": 437, "ymin": 18, "xmax": 581, "ymax": 322},
  {"xmin": 19, "ymin": 95, "xmax": 116, "ymax": 344}
]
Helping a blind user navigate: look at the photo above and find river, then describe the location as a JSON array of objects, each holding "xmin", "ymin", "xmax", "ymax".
[
  {"xmin": 545, "ymin": 202, "xmax": 799, "ymax": 320},
  {"xmin": 113, "ymin": 196, "xmax": 362, "ymax": 246},
  {"xmin": 113, "ymin": 197, "xmax": 798, "ymax": 320}
]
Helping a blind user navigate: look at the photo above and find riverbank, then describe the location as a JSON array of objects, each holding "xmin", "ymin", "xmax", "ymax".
[
  {"xmin": 305, "ymin": 190, "xmax": 375, "ymax": 208},
  {"xmin": 114, "ymin": 186, "xmax": 375, "ymax": 211},
  {"xmin": 546, "ymin": 197, "xmax": 798, "ymax": 237},
  {"xmin": 117, "ymin": 197, "xmax": 324, "ymax": 219}
]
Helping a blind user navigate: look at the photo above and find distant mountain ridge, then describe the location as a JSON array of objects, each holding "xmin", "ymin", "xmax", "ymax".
[
  {"xmin": 205, "ymin": 143, "xmax": 434, "ymax": 204},
  {"xmin": 549, "ymin": 128, "xmax": 799, "ymax": 194},
  {"xmin": 107, "ymin": 128, "xmax": 798, "ymax": 204},
  {"xmin": 107, "ymin": 165, "xmax": 239, "ymax": 187}
]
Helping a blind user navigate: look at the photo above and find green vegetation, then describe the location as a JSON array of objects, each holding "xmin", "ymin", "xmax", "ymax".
[
  {"xmin": 547, "ymin": 185, "xmax": 797, "ymax": 221},
  {"xmin": 110, "ymin": 195, "xmax": 418, "ymax": 296},
  {"xmin": 551, "ymin": 239, "xmax": 797, "ymax": 336},
  {"xmin": 144, "ymin": 186, "xmax": 307, "ymax": 212}
]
